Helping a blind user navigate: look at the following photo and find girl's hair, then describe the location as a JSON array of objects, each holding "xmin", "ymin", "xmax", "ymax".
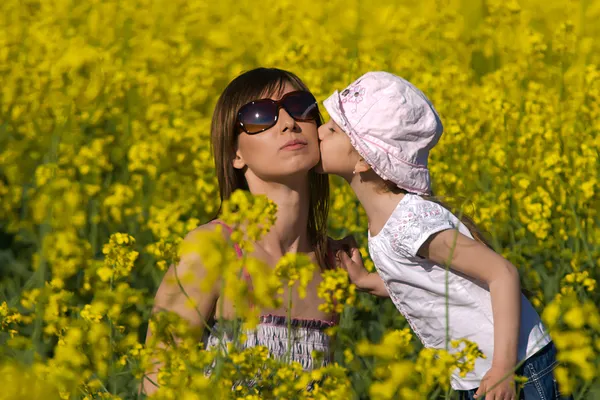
[{"xmin": 210, "ymin": 67, "xmax": 331, "ymax": 269}]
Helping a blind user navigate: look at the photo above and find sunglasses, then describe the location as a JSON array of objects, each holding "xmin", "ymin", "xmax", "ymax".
[{"xmin": 237, "ymin": 90, "xmax": 320, "ymax": 135}]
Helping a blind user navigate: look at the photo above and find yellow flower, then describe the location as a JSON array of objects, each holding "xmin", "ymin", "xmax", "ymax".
[
  {"xmin": 317, "ymin": 269, "xmax": 356, "ymax": 314},
  {"xmin": 181, "ymin": 228, "xmax": 281, "ymax": 326},
  {"xmin": 541, "ymin": 293, "xmax": 600, "ymax": 394},
  {"xmin": 2, "ymin": 0, "xmax": 600, "ymax": 398},
  {"xmin": 563, "ymin": 306, "xmax": 585, "ymax": 329},
  {"xmin": 219, "ymin": 189, "xmax": 278, "ymax": 252},
  {"xmin": 274, "ymin": 253, "xmax": 316, "ymax": 299},
  {"xmin": 99, "ymin": 233, "xmax": 139, "ymax": 282}
]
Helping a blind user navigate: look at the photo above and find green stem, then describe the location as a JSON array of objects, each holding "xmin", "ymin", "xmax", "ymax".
[
  {"xmin": 445, "ymin": 386, "xmax": 454, "ymax": 400},
  {"xmin": 574, "ymin": 380, "xmax": 591, "ymax": 400},
  {"xmin": 444, "ymin": 217, "xmax": 461, "ymax": 351},
  {"xmin": 171, "ymin": 264, "xmax": 218, "ymax": 341},
  {"xmin": 142, "ymin": 374, "xmax": 159, "ymax": 390},
  {"xmin": 568, "ymin": 198, "xmax": 594, "ymax": 268},
  {"xmin": 429, "ymin": 386, "xmax": 442, "ymax": 399},
  {"xmin": 232, "ymin": 253, "xmax": 247, "ymax": 350},
  {"xmin": 91, "ymin": 372, "xmax": 112, "ymax": 393},
  {"xmin": 89, "ymin": 198, "xmax": 99, "ymax": 256},
  {"xmin": 445, "ymin": 246, "xmax": 450, "ymax": 351},
  {"xmin": 286, "ymin": 285, "xmax": 293, "ymax": 363},
  {"xmin": 31, "ymin": 222, "xmax": 49, "ymax": 361},
  {"xmin": 213, "ymin": 281, "xmax": 227, "ymax": 381},
  {"xmin": 109, "ymin": 276, "xmax": 117, "ymax": 394}
]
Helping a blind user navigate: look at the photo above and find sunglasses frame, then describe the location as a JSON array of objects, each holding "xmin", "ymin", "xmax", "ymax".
[{"xmin": 237, "ymin": 90, "xmax": 319, "ymax": 135}]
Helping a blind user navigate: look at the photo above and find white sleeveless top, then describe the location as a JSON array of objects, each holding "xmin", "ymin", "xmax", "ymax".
[{"xmin": 367, "ymin": 194, "xmax": 551, "ymax": 390}]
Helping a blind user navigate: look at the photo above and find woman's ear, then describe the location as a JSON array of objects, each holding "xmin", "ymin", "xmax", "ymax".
[
  {"xmin": 353, "ymin": 158, "xmax": 371, "ymax": 174},
  {"xmin": 232, "ymin": 149, "xmax": 246, "ymax": 170}
]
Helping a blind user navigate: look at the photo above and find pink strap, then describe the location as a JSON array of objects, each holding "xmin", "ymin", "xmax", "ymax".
[
  {"xmin": 210, "ymin": 220, "xmax": 243, "ymax": 258},
  {"xmin": 209, "ymin": 220, "xmax": 251, "ymax": 282}
]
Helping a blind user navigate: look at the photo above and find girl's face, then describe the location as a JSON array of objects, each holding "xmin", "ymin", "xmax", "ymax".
[
  {"xmin": 234, "ymin": 83, "xmax": 321, "ymax": 182},
  {"xmin": 316, "ymin": 119, "xmax": 360, "ymax": 177}
]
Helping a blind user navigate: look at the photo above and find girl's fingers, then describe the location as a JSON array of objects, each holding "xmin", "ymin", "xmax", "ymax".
[
  {"xmin": 340, "ymin": 236, "xmax": 361, "ymax": 258},
  {"xmin": 350, "ymin": 247, "xmax": 363, "ymax": 264},
  {"xmin": 338, "ymin": 249, "xmax": 352, "ymax": 264},
  {"xmin": 338, "ymin": 249, "xmax": 360, "ymax": 270},
  {"xmin": 332, "ymin": 236, "xmax": 364, "ymax": 269},
  {"xmin": 330, "ymin": 236, "xmax": 357, "ymax": 254}
]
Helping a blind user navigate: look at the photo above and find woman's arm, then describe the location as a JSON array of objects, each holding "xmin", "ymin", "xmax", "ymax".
[
  {"xmin": 140, "ymin": 226, "xmax": 221, "ymax": 396},
  {"xmin": 419, "ymin": 230, "xmax": 521, "ymax": 396}
]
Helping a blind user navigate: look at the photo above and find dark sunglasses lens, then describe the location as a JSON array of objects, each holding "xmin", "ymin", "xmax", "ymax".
[
  {"xmin": 239, "ymin": 101, "xmax": 278, "ymax": 134},
  {"xmin": 283, "ymin": 92, "xmax": 319, "ymax": 121}
]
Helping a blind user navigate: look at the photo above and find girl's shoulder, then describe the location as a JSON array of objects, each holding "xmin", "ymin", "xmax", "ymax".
[
  {"xmin": 377, "ymin": 194, "xmax": 457, "ymax": 257},
  {"xmin": 392, "ymin": 194, "xmax": 452, "ymax": 224}
]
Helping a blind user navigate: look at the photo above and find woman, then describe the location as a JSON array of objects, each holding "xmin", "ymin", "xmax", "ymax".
[{"xmin": 142, "ymin": 68, "xmax": 336, "ymax": 395}]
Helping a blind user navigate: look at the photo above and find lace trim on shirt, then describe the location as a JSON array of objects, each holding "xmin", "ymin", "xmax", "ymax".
[{"xmin": 387, "ymin": 199, "xmax": 454, "ymax": 257}]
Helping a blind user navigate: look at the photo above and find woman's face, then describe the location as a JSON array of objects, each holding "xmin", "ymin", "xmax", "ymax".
[{"xmin": 234, "ymin": 83, "xmax": 321, "ymax": 183}]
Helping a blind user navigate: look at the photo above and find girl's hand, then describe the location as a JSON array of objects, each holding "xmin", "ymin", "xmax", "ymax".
[
  {"xmin": 330, "ymin": 236, "xmax": 368, "ymax": 284},
  {"xmin": 329, "ymin": 236, "xmax": 389, "ymax": 297},
  {"xmin": 474, "ymin": 367, "xmax": 516, "ymax": 400}
]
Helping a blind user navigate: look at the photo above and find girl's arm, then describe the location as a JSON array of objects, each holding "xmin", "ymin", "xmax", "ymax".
[
  {"xmin": 140, "ymin": 226, "xmax": 220, "ymax": 396},
  {"xmin": 333, "ymin": 236, "xmax": 389, "ymax": 297},
  {"xmin": 419, "ymin": 229, "xmax": 521, "ymax": 395}
]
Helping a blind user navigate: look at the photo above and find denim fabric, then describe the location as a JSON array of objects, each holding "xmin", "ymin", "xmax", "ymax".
[{"xmin": 458, "ymin": 341, "xmax": 573, "ymax": 400}]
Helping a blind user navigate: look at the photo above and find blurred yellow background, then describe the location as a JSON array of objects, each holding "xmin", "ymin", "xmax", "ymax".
[{"xmin": 1, "ymin": 0, "xmax": 599, "ymax": 398}]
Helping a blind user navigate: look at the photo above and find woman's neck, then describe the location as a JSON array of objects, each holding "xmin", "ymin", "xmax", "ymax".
[
  {"xmin": 247, "ymin": 179, "xmax": 311, "ymax": 256},
  {"xmin": 348, "ymin": 171, "xmax": 405, "ymax": 237}
]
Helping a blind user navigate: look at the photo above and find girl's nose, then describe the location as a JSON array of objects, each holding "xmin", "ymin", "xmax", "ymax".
[{"xmin": 317, "ymin": 125, "xmax": 327, "ymax": 140}]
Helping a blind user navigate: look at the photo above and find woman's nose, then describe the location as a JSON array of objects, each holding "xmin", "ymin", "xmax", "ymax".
[{"xmin": 279, "ymin": 109, "xmax": 298, "ymax": 133}]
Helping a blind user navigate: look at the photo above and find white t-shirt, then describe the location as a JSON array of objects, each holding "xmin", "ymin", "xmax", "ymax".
[{"xmin": 368, "ymin": 193, "xmax": 551, "ymax": 390}]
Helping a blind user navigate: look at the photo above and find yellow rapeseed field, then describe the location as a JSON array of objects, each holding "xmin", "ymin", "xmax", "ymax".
[{"xmin": 1, "ymin": 0, "xmax": 599, "ymax": 398}]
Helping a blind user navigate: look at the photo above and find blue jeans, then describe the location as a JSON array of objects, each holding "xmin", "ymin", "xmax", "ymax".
[{"xmin": 458, "ymin": 342, "xmax": 573, "ymax": 400}]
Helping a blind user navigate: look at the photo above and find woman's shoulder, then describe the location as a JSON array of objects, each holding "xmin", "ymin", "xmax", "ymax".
[
  {"xmin": 184, "ymin": 219, "xmax": 233, "ymax": 240},
  {"xmin": 158, "ymin": 220, "xmax": 239, "ymax": 288},
  {"xmin": 183, "ymin": 219, "xmax": 243, "ymax": 258},
  {"xmin": 152, "ymin": 222, "xmax": 224, "ymax": 321}
]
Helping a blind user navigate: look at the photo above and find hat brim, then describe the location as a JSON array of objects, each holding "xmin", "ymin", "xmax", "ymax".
[{"xmin": 323, "ymin": 91, "xmax": 431, "ymax": 195}]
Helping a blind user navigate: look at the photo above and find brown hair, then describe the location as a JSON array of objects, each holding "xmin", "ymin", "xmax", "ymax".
[{"xmin": 210, "ymin": 67, "xmax": 331, "ymax": 269}]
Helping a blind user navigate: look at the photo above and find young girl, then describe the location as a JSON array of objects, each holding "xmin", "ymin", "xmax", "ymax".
[{"xmin": 317, "ymin": 71, "xmax": 570, "ymax": 400}]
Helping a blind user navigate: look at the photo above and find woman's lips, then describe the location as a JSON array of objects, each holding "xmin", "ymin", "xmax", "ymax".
[{"xmin": 281, "ymin": 139, "xmax": 308, "ymax": 150}]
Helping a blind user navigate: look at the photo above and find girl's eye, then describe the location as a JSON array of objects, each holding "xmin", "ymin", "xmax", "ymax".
[{"xmin": 329, "ymin": 127, "xmax": 335, "ymax": 133}]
